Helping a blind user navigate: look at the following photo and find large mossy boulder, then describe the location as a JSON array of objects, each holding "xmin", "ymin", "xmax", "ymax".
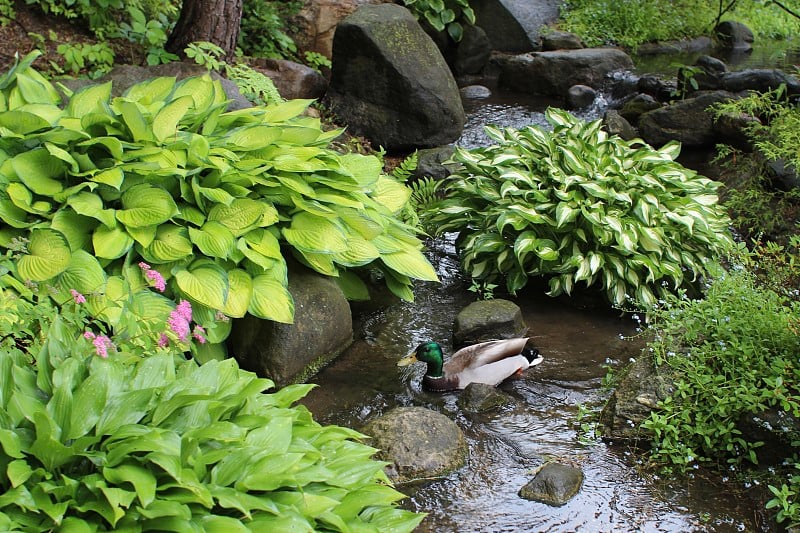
[
  {"xmin": 472, "ymin": 0, "xmax": 561, "ymax": 52},
  {"xmin": 496, "ymin": 48, "xmax": 634, "ymax": 97},
  {"xmin": 362, "ymin": 407, "xmax": 468, "ymax": 482},
  {"xmin": 325, "ymin": 4, "xmax": 465, "ymax": 152},
  {"xmin": 228, "ymin": 265, "xmax": 353, "ymax": 387}
]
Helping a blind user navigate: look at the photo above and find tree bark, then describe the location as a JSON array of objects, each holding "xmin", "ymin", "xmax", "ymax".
[{"xmin": 166, "ymin": 0, "xmax": 243, "ymax": 61}]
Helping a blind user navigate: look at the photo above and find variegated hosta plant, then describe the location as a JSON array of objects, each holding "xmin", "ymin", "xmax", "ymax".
[
  {"xmin": 426, "ymin": 107, "xmax": 734, "ymax": 308},
  {"xmin": 0, "ymin": 52, "xmax": 438, "ymax": 360}
]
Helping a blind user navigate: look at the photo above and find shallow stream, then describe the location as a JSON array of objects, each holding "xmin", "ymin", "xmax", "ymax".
[{"xmin": 298, "ymin": 42, "xmax": 796, "ymax": 532}]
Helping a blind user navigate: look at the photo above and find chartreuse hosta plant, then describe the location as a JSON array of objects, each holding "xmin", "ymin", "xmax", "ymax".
[
  {"xmin": 0, "ymin": 287, "xmax": 425, "ymax": 531},
  {"xmin": 0, "ymin": 52, "xmax": 437, "ymax": 359},
  {"xmin": 426, "ymin": 108, "xmax": 734, "ymax": 308}
]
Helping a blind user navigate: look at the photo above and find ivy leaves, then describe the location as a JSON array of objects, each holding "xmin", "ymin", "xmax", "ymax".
[{"xmin": 428, "ymin": 107, "xmax": 734, "ymax": 308}]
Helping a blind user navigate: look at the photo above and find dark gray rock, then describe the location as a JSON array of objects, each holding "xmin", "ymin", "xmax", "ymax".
[
  {"xmin": 737, "ymin": 408, "xmax": 800, "ymax": 466},
  {"xmin": 637, "ymin": 74, "xmax": 676, "ymax": 102},
  {"xmin": 599, "ymin": 356, "xmax": 675, "ymax": 442},
  {"xmin": 603, "ymin": 110, "xmax": 637, "ymax": 141},
  {"xmin": 251, "ymin": 58, "xmax": 327, "ymax": 100},
  {"xmin": 619, "ymin": 93, "xmax": 661, "ymax": 122},
  {"xmin": 541, "ymin": 31, "xmax": 584, "ymax": 51},
  {"xmin": 519, "ymin": 462, "xmax": 584, "ymax": 506},
  {"xmin": 713, "ymin": 109, "xmax": 759, "ymax": 148},
  {"xmin": 720, "ymin": 69, "xmax": 800, "ymax": 95},
  {"xmin": 59, "ymin": 62, "xmax": 251, "ymax": 111},
  {"xmin": 453, "ymin": 299, "xmax": 527, "ymax": 346},
  {"xmin": 638, "ymin": 90, "xmax": 736, "ymax": 147},
  {"xmin": 458, "ymin": 382, "xmax": 515, "ymax": 412},
  {"xmin": 472, "ymin": 0, "xmax": 561, "ymax": 52},
  {"xmin": 413, "ymin": 145, "xmax": 457, "ymax": 181},
  {"xmin": 362, "ymin": 406, "xmax": 468, "ymax": 482},
  {"xmin": 325, "ymin": 4, "xmax": 465, "ymax": 152},
  {"xmin": 686, "ymin": 55, "xmax": 729, "ymax": 92},
  {"xmin": 497, "ymin": 48, "xmax": 634, "ymax": 96},
  {"xmin": 767, "ymin": 158, "xmax": 800, "ymax": 191},
  {"xmin": 460, "ymin": 85, "xmax": 492, "ymax": 99},
  {"xmin": 454, "ymin": 24, "xmax": 492, "ymax": 75},
  {"xmin": 229, "ymin": 265, "xmax": 353, "ymax": 387},
  {"xmin": 715, "ymin": 20, "xmax": 754, "ymax": 51},
  {"xmin": 566, "ymin": 84, "xmax": 596, "ymax": 109}
]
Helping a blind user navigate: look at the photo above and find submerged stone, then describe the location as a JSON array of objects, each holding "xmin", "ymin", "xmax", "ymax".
[
  {"xmin": 519, "ymin": 462, "xmax": 584, "ymax": 506},
  {"xmin": 458, "ymin": 382, "xmax": 515, "ymax": 412},
  {"xmin": 453, "ymin": 299, "xmax": 527, "ymax": 346}
]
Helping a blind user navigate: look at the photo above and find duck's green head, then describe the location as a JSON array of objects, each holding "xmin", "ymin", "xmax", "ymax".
[{"xmin": 397, "ymin": 342, "xmax": 444, "ymax": 377}]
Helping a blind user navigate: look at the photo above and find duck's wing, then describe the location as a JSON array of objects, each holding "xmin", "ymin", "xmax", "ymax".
[
  {"xmin": 443, "ymin": 338, "xmax": 531, "ymax": 374},
  {"xmin": 455, "ymin": 354, "xmax": 531, "ymax": 388}
]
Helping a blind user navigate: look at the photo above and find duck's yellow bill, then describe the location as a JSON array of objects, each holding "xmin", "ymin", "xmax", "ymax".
[{"xmin": 397, "ymin": 353, "xmax": 418, "ymax": 367}]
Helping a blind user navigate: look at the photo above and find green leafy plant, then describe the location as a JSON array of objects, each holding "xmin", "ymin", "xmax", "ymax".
[
  {"xmin": 185, "ymin": 42, "xmax": 283, "ymax": 106},
  {"xmin": 55, "ymin": 42, "xmax": 115, "ymax": 77},
  {"xmin": 767, "ymin": 460, "xmax": 800, "ymax": 527},
  {"xmin": 0, "ymin": 284, "xmax": 425, "ymax": 531},
  {"xmin": 0, "ymin": 0, "xmax": 15, "ymax": 26},
  {"xmin": 239, "ymin": 0, "xmax": 301, "ymax": 59},
  {"xmin": 639, "ymin": 262, "xmax": 800, "ymax": 527},
  {"xmin": 401, "ymin": 0, "xmax": 476, "ymax": 41},
  {"xmin": 424, "ymin": 107, "xmax": 734, "ymax": 308},
  {"xmin": 114, "ymin": 5, "xmax": 179, "ymax": 66},
  {"xmin": 304, "ymin": 51, "xmax": 332, "ymax": 73},
  {"xmin": 0, "ymin": 51, "xmax": 438, "ymax": 359}
]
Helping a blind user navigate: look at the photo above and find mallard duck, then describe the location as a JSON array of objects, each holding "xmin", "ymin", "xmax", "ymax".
[{"xmin": 397, "ymin": 338, "xmax": 543, "ymax": 392}]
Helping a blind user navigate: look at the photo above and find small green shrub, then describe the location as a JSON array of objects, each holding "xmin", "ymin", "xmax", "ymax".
[
  {"xmin": 0, "ymin": 0, "xmax": 15, "ymax": 26},
  {"xmin": 401, "ymin": 0, "xmax": 476, "ymax": 41},
  {"xmin": 113, "ymin": 5, "xmax": 179, "ymax": 66},
  {"xmin": 559, "ymin": 0, "xmax": 714, "ymax": 48},
  {"xmin": 424, "ymin": 108, "xmax": 733, "ymax": 308},
  {"xmin": 239, "ymin": 0, "xmax": 301, "ymax": 59},
  {"xmin": 642, "ymin": 262, "xmax": 800, "ymax": 472},
  {"xmin": 0, "ymin": 52, "xmax": 438, "ymax": 359},
  {"xmin": 0, "ymin": 285, "xmax": 425, "ymax": 532},
  {"xmin": 56, "ymin": 41, "xmax": 115, "ymax": 77}
]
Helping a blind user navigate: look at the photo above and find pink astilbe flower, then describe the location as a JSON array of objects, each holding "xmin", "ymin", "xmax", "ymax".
[
  {"xmin": 83, "ymin": 331, "xmax": 114, "ymax": 358},
  {"xmin": 70, "ymin": 289, "xmax": 87, "ymax": 304},
  {"xmin": 192, "ymin": 325, "xmax": 207, "ymax": 344},
  {"xmin": 167, "ymin": 300, "xmax": 193, "ymax": 342},
  {"xmin": 157, "ymin": 333, "xmax": 170, "ymax": 348},
  {"xmin": 138, "ymin": 262, "xmax": 166, "ymax": 292}
]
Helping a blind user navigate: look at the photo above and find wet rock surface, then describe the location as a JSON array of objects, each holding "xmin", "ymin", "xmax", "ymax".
[
  {"xmin": 453, "ymin": 298, "xmax": 527, "ymax": 346},
  {"xmin": 519, "ymin": 462, "xmax": 584, "ymax": 506},
  {"xmin": 362, "ymin": 406, "xmax": 468, "ymax": 482},
  {"xmin": 457, "ymin": 382, "xmax": 515, "ymax": 412}
]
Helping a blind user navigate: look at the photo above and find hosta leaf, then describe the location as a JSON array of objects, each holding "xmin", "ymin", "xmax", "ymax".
[
  {"xmin": 143, "ymin": 224, "xmax": 193, "ymax": 263},
  {"xmin": 123, "ymin": 76, "xmax": 176, "ymax": 105},
  {"xmin": 126, "ymin": 225, "xmax": 158, "ymax": 247},
  {"xmin": 174, "ymin": 259, "xmax": 229, "ymax": 310},
  {"xmin": 243, "ymin": 228, "xmax": 282, "ymax": 259},
  {"xmin": 208, "ymin": 198, "xmax": 277, "ymax": 236},
  {"xmin": 189, "ymin": 221, "xmax": 235, "ymax": 259},
  {"xmin": 555, "ymin": 203, "xmax": 578, "ymax": 228},
  {"xmin": 58, "ymin": 250, "xmax": 106, "ymax": 295},
  {"xmin": 337, "ymin": 153, "xmax": 382, "ymax": 187},
  {"xmin": 261, "ymin": 98, "xmax": 313, "ymax": 122},
  {"xmin": 225, "ymin": 125, "xmax": 282, "ymax": 150},
  {"xmin": 0, "ymin": 110, "xmax": 52, "ymax": 134},
  {"xmin": 249, "ymin": 274, "xmax": 294, "ymax": 323},
  {"xmin": 282, "ymin": 212, "xmax": 348, "ymax": 253},
  {"xmin": 116, "ymin": 184, "xmax": 179, "ymax": 228},
  {"xmin": 67, "ymin": 192, "xmax": 116, "ymax": 227},
  {"xmin": 11, "ymin": 148, "xmax": 64, "ymax": 196},
  {"xmin": 93, "ymin": 225, "xmax": 133, "ymax": 259},
  {"xmin": 103, "ymin": 464, "xmax": 157, "ymax": 508},
  {"xmin": 17, "ymin": 228, "xmax": 71, "ymax": 281},
  {"xmin": 116, "ymin": 100, "xmax": 153, "ymax": 142},
  {"xmin": 335, "ymin": 270, "xmax": 370, "ymax": 301},
  {"xmin": 152, "ymin": 95, "xmax": 193, "ymax": 142},
  {"xmin": 332, "ymin": 235, "xmax": 380, "ymax": 267},
  {"xmin": 224, "ymin": 269, "xmax": 252, "ymax": 318},
  {"xmin": 381, "ymin": 248, "xmax": 439, "ymax": 282},
  {"xmin": 373, "ymin": 176, "xmax": 411, "ymax": 213},
  {"xmin": 90, "ymin": 167, "xmax": 124, "ymax": 189},
  {"xmin": 66, "ymin": 82, "xmax": 112, "ymax": 118}
]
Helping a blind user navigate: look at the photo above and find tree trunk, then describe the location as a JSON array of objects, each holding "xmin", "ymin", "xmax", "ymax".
[{"xmin": 166, "ymin": 0, "xmax": 243, "ymax": 61}]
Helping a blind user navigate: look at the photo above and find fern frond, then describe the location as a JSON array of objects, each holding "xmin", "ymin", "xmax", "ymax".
[{"xmin": 392, "ymin": 151, "xmax": 418, "ymax": 182}]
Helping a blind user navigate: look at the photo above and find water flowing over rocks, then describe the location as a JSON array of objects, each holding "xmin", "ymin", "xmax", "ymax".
[
  {"xmin": 453, "ymin": 299, "xmax": 527, "ymax": 346},
  {"xmin": 324, "ymin": 4, "xmax": 465, "ymax": 152},
  {"xmin": 519, "ymin": 462, "xmax": 584, "ymax": 506},
  {"xmin": 229, "ymin": 265, "xmax": 353, "ymax": 387},
  {"xmin": 361, "ymin": 407, "xmax": 468, "ymax": 482},
  {"xmin": 495, "ymin": 48, "xmax": 635, "ymax": 96}
]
